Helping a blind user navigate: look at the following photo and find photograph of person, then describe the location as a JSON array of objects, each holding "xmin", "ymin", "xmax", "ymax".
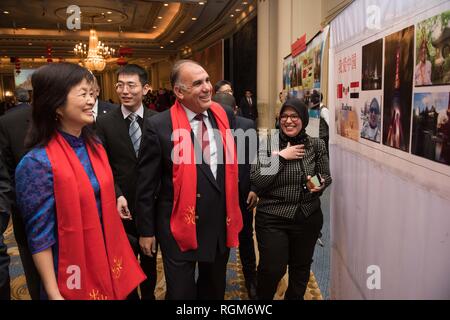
[
  {"xmin": 415, "ymin": 10, "xmax": 450, "ymax": 86},
  {"xmin": 361, "ymin": 97, "xmax": 382, "ymax": 143}
]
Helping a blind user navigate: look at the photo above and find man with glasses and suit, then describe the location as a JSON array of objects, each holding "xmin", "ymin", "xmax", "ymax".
[{"xmin": 96, "ymin": 64, "xmax": 157, "ymax": 300}]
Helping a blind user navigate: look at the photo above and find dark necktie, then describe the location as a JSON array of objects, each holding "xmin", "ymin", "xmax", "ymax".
[
  {"xmin": 128, "ymin": 113, "xmax": 141, "ymax": 157},
  {"xmin": 194, "ymin": 114, "xmax": 210, "ymax": 164}
]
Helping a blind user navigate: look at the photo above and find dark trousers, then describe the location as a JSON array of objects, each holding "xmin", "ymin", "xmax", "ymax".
[
  {"xmin": 0, "ymin": 212, "xmax": 10, "ymax": 300},
  {"xmin": 10, "ymin": 209, "xmax": 40, "ymax": 300},
  {"xmin": 238, "ymin": 200, "xmax": 256, "ymax": 282},
  {"xmin": 126, "ymin": 234, "xmax": 157, "ymax": 300},
  {"xmin": 255, "ymin": 209, "xmax": 323, "ymax": 300},
  {"xmin": 162, "ymin": 248, "xmax": 230, "ymax": 300}
]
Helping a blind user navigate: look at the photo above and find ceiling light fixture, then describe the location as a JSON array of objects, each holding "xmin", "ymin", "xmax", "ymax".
[
  {"xmin": 170, "ymin": 40, "xmax": 174, "ymax": 43},
  {"xmin": 199, "ymin": 2, "xmax": 205, "ymax": 5},
  {"xmin": 74, "ymin": 27, "xmax": 115, "ymax": 72},
  {"xmin": 3, "ymin": 11, "xmax": 9, "ymax": 14},
  {"xmin": 192, "ymin": 17, "xmax": 197, "ymax": 21},
  {"xmin": 180, "ymin": 30, "xmax": 185, "ymax": 34},
  {"xmin": 107, "ymin": 19, "xmax": 112, "ymax": 22},
  {"xmin": 107, "ymin": 11, "xmax": 112, "ymax": 14},
  {"xmin": 164, "ymin": 3, "xmax": 169, "ymax": 6}
]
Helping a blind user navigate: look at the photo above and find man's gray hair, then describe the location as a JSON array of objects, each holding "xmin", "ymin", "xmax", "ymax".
[
  {"xmin": 170, "ymin": 59, "xmax": 202, "ymax": 89},
  {"xmin": 15, "ymin": 88, "xmax": 30, "ymax": 102}
]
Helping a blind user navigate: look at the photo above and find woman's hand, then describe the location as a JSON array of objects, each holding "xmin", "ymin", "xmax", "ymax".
[
  {"xmin": 48, "ymin": 292, "xmax": 65, "ymax": 300},
  {"xmin": 278, "ymin": 142, "xmax": 305, "ymax": 160},
  {"xmin": 306, "ymin": 175, "xmax": 326, "ymax": 193}
]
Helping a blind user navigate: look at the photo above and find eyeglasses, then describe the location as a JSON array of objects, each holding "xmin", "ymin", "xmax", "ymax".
[
  {"xmin": 218, "ymin": 89, "xmax": 233, "ymax": 95},
  {"xmin": 280, "ymin": 114, "xmax": 300, "ymax": 122},
  {"xmin": 115, "ymin": 82, "xmax": 140, "ymax": 92}
]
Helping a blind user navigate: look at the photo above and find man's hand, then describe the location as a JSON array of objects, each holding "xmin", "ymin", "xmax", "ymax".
[
  {"xmin": 278, "ymin": 142, "xmax": 305, "ymax": 160},
  {"xmin": 139, "ymin": 236, "xmax": 157, "ymax": 257},
  {"xmin": 246, "ymin": 191, "xmax": 258, "ymax": 210},
  {"xmin": 116, "ymin": 196, "xmax": 132, "ymax": 220}
]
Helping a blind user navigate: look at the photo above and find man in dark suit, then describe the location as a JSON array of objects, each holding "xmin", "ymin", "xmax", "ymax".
[
  {"xmin": 135, "ymin": 60, "xmax": 242, "ymax": 300},
  {"xmin": 6, "ymin": 88, "xmax": 31, "ymax": 114},
  {"xmin": 212, "ymin": 92, "xmax": 259, "ymax": 299},
  {"xmin": 239, "ymin": 90, "xmax": 258, "ymax": 121},
  {"xmin": 0, "ymin": 104, "xmax": 41, "ymax": 300},
  {"xmin": 96, "ymin": 64, "xmax": 157, "ymax": 300},
  {"xmin": 0, "ymin": 154, "xmax": 12, "ymax": 299},
  {"xmin": 92, "ymin": 77, "xmax": 118, "ymax": 120}
]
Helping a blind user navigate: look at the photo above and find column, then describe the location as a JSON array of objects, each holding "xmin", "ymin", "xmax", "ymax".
[{"xmin": 256, "ymin": 0, "xmax": 278, "ymax": 129}]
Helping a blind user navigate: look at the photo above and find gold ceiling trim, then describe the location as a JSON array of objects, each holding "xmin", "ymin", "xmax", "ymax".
[
  {"xmin": 0, "ymin": 3, "xmax": 181, "ymax": 41},
  {"xmin": 0, "ymin": 28, "xmax": 172, "ymax": 41},
  {"xmin": 150, "ymin": 3, "xmax": 181, "ymax": 38}
]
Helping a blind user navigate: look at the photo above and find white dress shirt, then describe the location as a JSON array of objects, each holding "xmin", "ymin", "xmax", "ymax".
[
  {"xmin": 93, "ymin": 99, "xmax": 99, "ymax": 121},
  {"xmin": 182, "ymin": 105, "xmax": 218, "ymax": 179},
  {"xmin": 121, "ymin": 104, "xmax": 144, "ymax": 120}
]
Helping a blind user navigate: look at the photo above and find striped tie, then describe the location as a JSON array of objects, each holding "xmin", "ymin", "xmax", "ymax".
[
  {"xmin": 128, "ymin": 112, "xmax": 141, "ymax": 157},
  {"xmin": 194, "ymin": 113, "xmax": 210, "ymax": 165}
]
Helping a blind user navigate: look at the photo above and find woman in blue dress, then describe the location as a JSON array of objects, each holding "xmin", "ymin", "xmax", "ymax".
[{"xmin": 15, "ymin": 63, "xmax": 145, "ymax": 300}]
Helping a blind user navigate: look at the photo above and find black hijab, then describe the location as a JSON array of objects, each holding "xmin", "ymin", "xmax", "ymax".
[{"xmin": 279, "ymin": 98, "xmax": 309, "ymax": 146}]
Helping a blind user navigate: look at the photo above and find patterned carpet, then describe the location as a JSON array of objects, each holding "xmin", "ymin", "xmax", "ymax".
[{"xmin": 4, "ymin": 221, "xmax": 323, "ymax": 300}]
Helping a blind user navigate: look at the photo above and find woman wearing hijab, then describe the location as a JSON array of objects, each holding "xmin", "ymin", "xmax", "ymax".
[
  {"xmin": 15, "ymin": 63, "xmax": 145, "ymax": 300},
  {"xmin": 251, "ymin": 97, "xmax": 332, "ymax": 300}
]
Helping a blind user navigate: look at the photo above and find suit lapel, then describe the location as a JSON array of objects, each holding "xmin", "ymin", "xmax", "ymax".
[{"xmin": 113, "ymin": 108, "xmax": 136, "ymax": 158}]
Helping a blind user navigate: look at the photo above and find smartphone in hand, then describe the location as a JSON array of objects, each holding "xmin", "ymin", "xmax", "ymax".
[{"xmin": 307, "ymin": 174, "xmax": 323, "ymax": 190}]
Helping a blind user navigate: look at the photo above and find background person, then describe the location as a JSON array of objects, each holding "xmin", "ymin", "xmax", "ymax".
[
  {"xmin": 239, "ymin": 90, "xmax": 258, "ymax": 121},
  {"xmin": 0, "ymin": 154, "xmax": 12, "ymax": 299},
  {"xmin": 212, "ymin": 92, "xmax": 258, "ymax": 299},
  {"xmin": 0, "ymin": 93, "xmax": 40, "ymax": 299}
]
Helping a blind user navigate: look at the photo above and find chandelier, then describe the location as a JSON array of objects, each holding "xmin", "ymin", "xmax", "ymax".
[{"xmin": 74, "ymin": 28, "xmax": 115, "ymax": 72}]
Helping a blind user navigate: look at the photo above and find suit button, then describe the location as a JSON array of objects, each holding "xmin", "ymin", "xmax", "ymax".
[
  {"xmin": 196, "ymin": 194, "xmax": 201, "ymax": 198},
  {"xmin": 195, "ymin": 215, "xmax": 199, "ymax": 220}
]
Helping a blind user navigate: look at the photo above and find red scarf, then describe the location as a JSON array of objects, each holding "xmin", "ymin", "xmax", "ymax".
[
  {"xmin": 46, "ymin": 132, "xmax": 146, "ymax": 300},
  {"xmin": 170, "ymin": 100, "xmax": 242, "ymax": 251}
]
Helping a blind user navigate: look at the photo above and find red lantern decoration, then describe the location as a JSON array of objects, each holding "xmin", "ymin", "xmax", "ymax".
[
  {"xmin": 15, "ymin": 57, "xmax": 21, "ymax": 74},
  {"xmin": 116, "ymin": 56, "xmax": 127, "ymax": 66},
  {"xmin": 47, "ymin": 44, "xmax": 53, "ymax": 63},
  {"xmin": 118, "ymin": 47, "xmax": 133, "ymax": 56}
]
